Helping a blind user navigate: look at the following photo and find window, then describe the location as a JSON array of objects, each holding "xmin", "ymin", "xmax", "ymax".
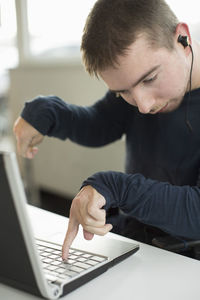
[
  {"xmin": 26, "ymin": 0, "xmax": 96, "ymax": 60},
  {"xmin": 166, "ymin": 0, "xmax": 200, "ymax": 25},
  {"xmin": 0, "ymin": 0, "xmax": 200, "ymax": 69},
  {"xmin": 22, "ymin": 0, "xmax": 200, "ymax": 64},
  {"xmin": 166, "ymin": 0, "xmax": 200, "ymax": 40},
  {"xmin": 0, "ymin": 0, "xmax": 18, "ymax": 70}
]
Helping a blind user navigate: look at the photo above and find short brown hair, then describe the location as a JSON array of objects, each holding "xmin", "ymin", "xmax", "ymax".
[{"xmin": 81, "ymin": 0, "xmax": 179, "ymax": 76}]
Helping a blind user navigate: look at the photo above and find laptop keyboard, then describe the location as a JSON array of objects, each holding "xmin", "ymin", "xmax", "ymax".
[{"xmin": 36, "ymin": 240, "xmax": 108, "ymax": 283}]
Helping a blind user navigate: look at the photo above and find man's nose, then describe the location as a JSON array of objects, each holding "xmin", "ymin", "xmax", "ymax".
[
  {"xmin": 137, "ymin": 99, "xmax": 155, "ymax": 114},
  {"xmin": 133, "ymin": 92, "xmax": 156, "ymax": 114}
]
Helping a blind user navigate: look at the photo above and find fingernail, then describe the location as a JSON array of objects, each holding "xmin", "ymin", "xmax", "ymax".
[{"xmin": 62, "ymin": 255, "xmax": 67, "ymax": 261}]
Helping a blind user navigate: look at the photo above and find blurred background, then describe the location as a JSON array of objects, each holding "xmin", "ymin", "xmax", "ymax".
[{"xmin": 0, "ymin": 0, "xmax": 200, "ymax": 216}]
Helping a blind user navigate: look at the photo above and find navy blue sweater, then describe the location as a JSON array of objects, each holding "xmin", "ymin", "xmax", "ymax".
[{"xmin": 21, "ymin": 88, "xmax": 200, "ymax": 239}]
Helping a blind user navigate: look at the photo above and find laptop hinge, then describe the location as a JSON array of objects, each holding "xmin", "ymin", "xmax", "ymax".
[{"xmin": 47, "ymin": 280, "xmax": 63, "ymax": 299}]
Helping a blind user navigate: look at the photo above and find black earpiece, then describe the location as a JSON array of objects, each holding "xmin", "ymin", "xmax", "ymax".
[{"xmin": 178, "ymin": 35, "xmax": 189, "ymax": 48}]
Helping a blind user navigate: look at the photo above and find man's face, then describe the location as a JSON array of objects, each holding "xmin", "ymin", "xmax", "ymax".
[{"xmin": 99, "ymin": 36, "xmax": 191, "ymax": 114}]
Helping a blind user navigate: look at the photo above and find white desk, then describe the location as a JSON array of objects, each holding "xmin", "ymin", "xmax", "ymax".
[{"xmin": 1, "ymin": 206, "xmax": 200, "ymax": 300}]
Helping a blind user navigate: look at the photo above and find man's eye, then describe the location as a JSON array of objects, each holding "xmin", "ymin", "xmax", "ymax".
[{"xmin": 143, "ymin": 75, "xmax": 157, "ymax": 84}]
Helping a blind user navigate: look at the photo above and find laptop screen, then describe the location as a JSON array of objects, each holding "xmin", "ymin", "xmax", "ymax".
[{"xmin": 0, "ymin": 153, "xmax": 41, "ymax": 296}]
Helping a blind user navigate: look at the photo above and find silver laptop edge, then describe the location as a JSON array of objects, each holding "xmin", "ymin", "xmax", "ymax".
[{"xmin": 3, "ymin": 151, "xmax": 61, "ymax": 299}]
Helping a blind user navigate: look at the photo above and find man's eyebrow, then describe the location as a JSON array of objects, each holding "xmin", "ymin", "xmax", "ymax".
[{"xmin": 110, "ymin": 65, "xmax": 160, "ymax": 93}]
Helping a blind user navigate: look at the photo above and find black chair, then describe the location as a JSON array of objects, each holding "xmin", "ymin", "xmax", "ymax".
[{"xmin": 152, "ymin": 235, "xmax": 200, "ymax": 260}]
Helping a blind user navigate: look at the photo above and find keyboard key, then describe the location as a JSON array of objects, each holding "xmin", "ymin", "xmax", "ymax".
[
  {"xmin": 45, "ymin": 271, "xmax": 58, "ymax": 277},
  {"xmin": 69, "ymin": 249, "xmax": 75, "ymax": 254},
  {"xmin": 82, "ymin": 254, "xmax": 92, "ymax": 258},
  {"xmin": 77, "ymin": 257, "xmax": 87, "ymax": 262},
  {"xmin": 56, "ymin": 268, "xmax": 67, "ymax": 274},
  {"xmin": 67, "ymin": 259, "xmax": 75, "ymax": 264},
  {"xmin": 74, "ymin": 262, "xmax": 91, "ymax": 269},
  {"xmin": 40, "ymin": 251, "xmax": 51, "ymax": 257},
  {"xmin": 70, "ymin": 266, "xmax": 84, "ymax": 273},
  {"xmin": 55, "ymin": 257, "xmax": 63, "ymax": 262},
  {"xmin": 49, "ymin": 254, "xmax": 60, "ymax": 259},
  {"xmin": 58, "ymin": 274, "xmax": 71, "ymax": 279},
  {"xmin": 43, "ymin": 248, "xmax": 54, "ymax": 253},
  {"xmin": 52, "ymin": 250, "xmax": 61, "ymax": 255},
  {"xmin": 62, "ymin": 263, "xmax": 72, "ymax": 269},
  {"xmin": 42, "ymin": 262, "xmax": 49, "ymax": 269},
  {"xmin": 45, "ymin": 273, "xmax": 57, "ymax": 282},
  {"xmin": 46, "ymin": 265, "xmax": 58, "ymax": 271},
  {"xmin": 73, "ymin": 251, "xmax": 83, "ymax": 256},
  {"xmin": 87, "ymin": 259, "xmax": 99, "ymax": 266},
  {"xmin": 51, "ymin": 260, "xmax": 61, "ymax": 266},
  {"xmin": 92, "ymin": 256, "xmax": 106, "ymax": 262},
  {"xmin": 68, "ymin": 255, "xmax": 78, "ymax": 260},
  {"xmin": 37, "ymin": 245, "xmax": 45, "ymax": 250},
  {"xmin": 42, "ymin": 258, "xmax": 53, "ymax": 263},
  {"xmin": 63, "ymin": 270, "xmax": 77, "ymax": 277}
]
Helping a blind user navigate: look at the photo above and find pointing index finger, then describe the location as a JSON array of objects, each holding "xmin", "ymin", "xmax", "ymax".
[{"xmin": 62, "ymin": 216, "xmax": 79, "ymax": 260}]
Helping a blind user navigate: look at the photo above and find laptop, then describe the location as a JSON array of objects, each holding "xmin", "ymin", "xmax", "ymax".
[{"xmin": 0, "ymin": 150, "xmax": 139, "ymax": 299}]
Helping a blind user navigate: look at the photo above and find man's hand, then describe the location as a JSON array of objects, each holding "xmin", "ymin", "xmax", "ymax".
[
  {"xmin": 62, "ymin": 185, "xmax": 113, "ymax": 260},
  {"xmin": 13, "ymin": 117, "xmax": 44, "ymax": 159}
]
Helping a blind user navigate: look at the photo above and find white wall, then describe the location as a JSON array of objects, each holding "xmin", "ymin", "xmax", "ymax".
[{"xmin": 9, "ymin": 64, "xmax": 125, "ymax": 198}]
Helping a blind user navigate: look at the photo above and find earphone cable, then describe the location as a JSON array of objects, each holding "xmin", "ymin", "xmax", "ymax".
[{"xmin": 185, "ymin": 44, "xmax": 194, "ymax": 132}]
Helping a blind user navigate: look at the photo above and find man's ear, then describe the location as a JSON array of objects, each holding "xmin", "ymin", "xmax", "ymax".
[{"xmin": 175, "ymin": 22, "xmax": 192, "ymax": 47}]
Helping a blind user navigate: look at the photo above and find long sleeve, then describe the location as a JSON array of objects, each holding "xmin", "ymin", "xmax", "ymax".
[
  {"xmin": 21, "ymin": 91, "xmax": 131, "ymax": 146},
  {"xmin": 81, "ymin": 171, "xmax": 200, "ymax": 240}
]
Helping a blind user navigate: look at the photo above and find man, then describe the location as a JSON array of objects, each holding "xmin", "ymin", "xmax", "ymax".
[{"xmin": 13, "ymin": 0, "xmax": 200, "ymax": 260}]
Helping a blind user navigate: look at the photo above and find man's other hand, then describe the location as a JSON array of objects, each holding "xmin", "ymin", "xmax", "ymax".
[
  {"xmin": 62, "ymin": 185, "xmax": 113, "ymax": 260},
  {"xmin": 13, "ymin": 117, "xmax": 44, "ymax": 159}
]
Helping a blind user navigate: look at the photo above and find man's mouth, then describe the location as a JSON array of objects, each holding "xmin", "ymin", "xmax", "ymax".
[{"xmin": 155, "ymin": 103, "xmax": 168, "ymax": 114}]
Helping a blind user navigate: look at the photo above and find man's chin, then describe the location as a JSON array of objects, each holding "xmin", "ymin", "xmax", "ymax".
[{"xmin": 164, "ymin": 98, "xmax": 183, "ymax": 113}]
